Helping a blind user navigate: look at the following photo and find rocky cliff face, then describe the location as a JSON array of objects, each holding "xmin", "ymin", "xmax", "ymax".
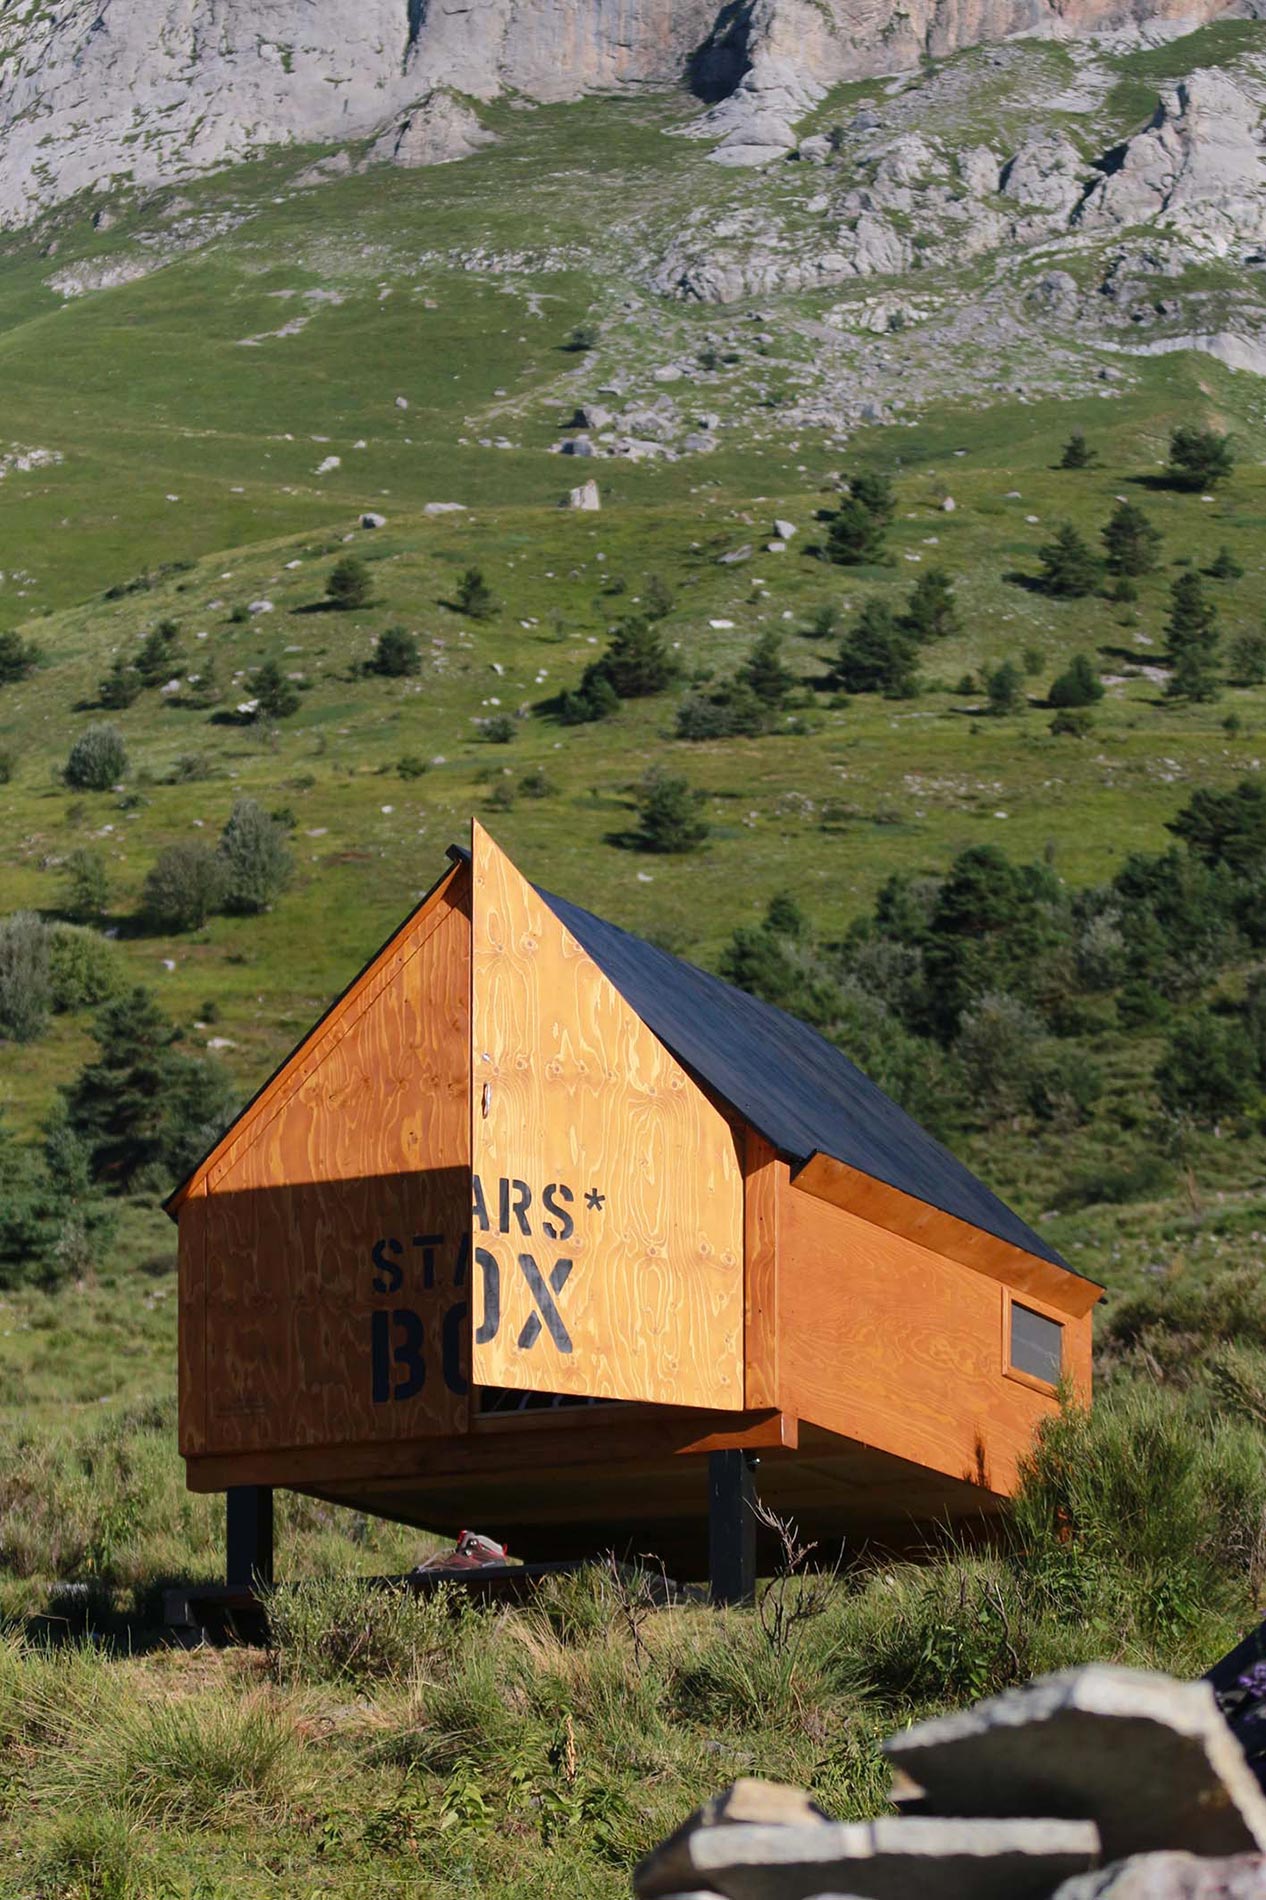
[{"xmin": 0, "ymin": 0, "xmax": 1255, "ymax": 223}]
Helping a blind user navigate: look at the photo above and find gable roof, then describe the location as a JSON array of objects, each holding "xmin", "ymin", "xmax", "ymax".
[{"xmin": 448, "ymin": 851, "xmax": 1074, "ymax": 1277}]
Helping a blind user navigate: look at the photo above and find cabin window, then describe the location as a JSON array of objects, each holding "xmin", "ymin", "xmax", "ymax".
[{"xmin": 1009, "ymin": 1301, "xmax": 1063, "ymax": 1386}]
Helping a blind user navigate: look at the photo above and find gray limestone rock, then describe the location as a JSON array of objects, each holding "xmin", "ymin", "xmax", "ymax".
[
  {"xmin": 641, "ymin": 1815, "xmax": 1100, "ymax": 1900},
  {"xmin": 366, "ymin": 91, "xmax": 493, "ymax": 169},
  {"xmin": 567, "ymin": 478, "xmax": 601, "ymax": 510},
  {"xmin": 885, "ymin": 1666, "xmax": 1266, "ymax": 1865},
  {"xmin": 1053, "ymin": 1853, "xmax": 1266, "ymax": 1900},
  {"xmin": 1001, "ymin": 133, "xmax": 1090, "ymax": 217},
  {"xmin": 637, "ymin": 1779, "xmax": 830, "ymax": 1899},
  {"xmin": 1076, "ymin": 71, "xmax": 1266, "ymax": 252}
]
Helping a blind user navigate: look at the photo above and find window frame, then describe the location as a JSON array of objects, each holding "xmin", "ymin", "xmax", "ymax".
[{"xmin": 1001, "ymin": 1287, "xmax": 1066, "ymax": 1395}]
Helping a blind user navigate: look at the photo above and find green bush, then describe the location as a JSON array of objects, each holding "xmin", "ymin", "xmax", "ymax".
[
  {"xmin": 46, "ymin": 925, "xmax": 120, "ymax": 1012},
  {"xmin": 1167, "ymin": 424, "xmax": 1234, "ymax": 490},
  {"xmin": 397, "ymin": 754, "xmax": 429, "ymax": 780},
  {"xmin": 60, "ymin": 848, "xmax": 110, "ymax": 922},
  {"xmin": 1013, "ymin": 1384, "xmax": 1266, "ymax": 1636},
  {"xmin": 0, "ymin": 912, "xmax": 50, "ymax": 1043},
  {"xmin": 64, "ymin": 726, "xmax": 128, "ymax": 793},
  {"xmin": 482, "ymin": 715, "xmax": 516, "ymax": 744},
  {"xmin": 217, "ymin": 797, "xmax": 293, "ymax": 915},
  {"xmin": 270, "ymin": 1575, "xmax": 457, "ymax": 1684},
  {"xmin": 0, "ymin": 630, "xmax": 41, "ymax": 685},
  {"xmin": 1048, "ymin": 654, "xmax": 1104, "ymax": 709},
  {"xmin": 143, "ymin": 842, "xmax": 228, "ymax": 932}
]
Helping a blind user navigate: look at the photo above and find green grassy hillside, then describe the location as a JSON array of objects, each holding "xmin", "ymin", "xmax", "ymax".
[{"xmin": 3, "ymin": 39, "xmax": 1266, "ymax": 1895}]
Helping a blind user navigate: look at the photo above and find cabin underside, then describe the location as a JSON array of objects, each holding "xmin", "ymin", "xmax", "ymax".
[{"xmin": 189, "ymin": 1413, "xmax": 1009, "ymax": 1581}]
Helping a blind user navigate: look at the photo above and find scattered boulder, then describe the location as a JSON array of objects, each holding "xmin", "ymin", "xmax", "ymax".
[
  {"xmin": 638, "ymin": 1815, "xmax": 1100, "ymax": 1900},
  {"xmin": 360, "ymin": 512, "xmax": 387, "ymax": 529},
  {"xmin": 773, "ymin": 518, "xmax": 796, "ymax": 540},
  {"xmin": 636, "ymin": 1779, "xmax": 829, "ymax": 1899},
  {"xmin": 885, "ymin": 1667, "xmax": 1266, "ymax": 1864},
  {"xmin": 1000, "ymin": 133, "xmax": 1090, "ymax": 218},
  {"xmin": 567, "ymin": 479, "xmax": 600, "ymax": 510},
  {"xmin": 1054, "ymin": 1853, "xmax": 1266, "ymax": 1899},
  {"xmin": 367, "ymin": 91, "xmax": 493, "ymax": 169},
  {"xmin": 423, "ymin": 501, "xmax": 466, "ymax": 515}
]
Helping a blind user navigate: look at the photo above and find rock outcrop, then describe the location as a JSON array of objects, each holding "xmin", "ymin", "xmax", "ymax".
[{"xmin": 0, "ymin": 0, "xmax": 1255, "ymax": 224}]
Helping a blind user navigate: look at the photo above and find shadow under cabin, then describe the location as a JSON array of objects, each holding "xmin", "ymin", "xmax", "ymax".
[{"xmin": 168, "ymin": 821, "xmax": 1101, "ymax": 1606}]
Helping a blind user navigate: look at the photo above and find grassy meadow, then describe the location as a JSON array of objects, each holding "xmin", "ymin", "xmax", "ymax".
[{"xmin": 2, "ymin": 36, "xmax": 1266, "ymax": 1894}]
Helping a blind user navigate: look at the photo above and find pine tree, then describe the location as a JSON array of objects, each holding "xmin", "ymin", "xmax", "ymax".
[
  {"xmin": 1048, "ymin": 653, "xmax": 1105, "ymax": 709},
  {"xmin": 0, "ymin": 631, "xmax": 41, "ymax": 686},
  {"xmin": 326, "ymin": 556, "xmax": 372, "ymax": 611},
  {"xmin": 455, "ymin": 567, "xmax": 496, "ymax": 620},
  {"xmin": 827, "ymin": 473, "xmax": 896, "ymax": 567},
  {"xmin": 1167, "ymin": 425, "xmax": 1235, "ymax": 491},
  {"xmin": 1230, "ymin": 627, "xmax": 1266, "ymax": 685},
  {"xmin": 63, "ymin": 988, "xmax": 183, "ymax": 1190},
  {"xmin": 98, "ymin": 657, "xmax": 142, "ymax": 709},
  {"xmin": 986, "ymin": 659, "xmax": 1025, "ymax": 715},
  {"xmin": 633, "ymin": 770, "xmax": 710, "ymax": 854},
  {"xmin": 372, "ymin": 626, "xmax": 421, "ymax": 677},
  {"xmin": 1038, "ymin": 524, "xmax": 1101, "ymax": 598},
  {"xmin": 1058, "ymin": 432, "xmax": 1097, "ymax": 470},
  {"xmin": 1102, "ymin": 501, "xmax": 1162, "ymax": 577},
  {"xmin": 1208, "ymin": 546, "xmax": 1245, "ymax": 581},
  {"xmin": 902, "ymin": 567, "xmax": 960, "ymax": 642},
  {"xmin": 136, "ymin": 619, "xmax": 182, "ymax": 686},
  {"xmin": 739, "ymin": 631, "xmax": 795, "ymax": 707},
  {"xmin": 1165, "ymin": 572, "xmax": 1221, "ymax": 702},
  {"xmin": 249, "ymin": 659, "xmax": 300, "ymax": 720},
  {"xmin": 836, "ymin": 602, "xmax": 919, "ymax": 697},
  {"xmin": 590, "ymin": 617, "xmax": 678, "ymax": 699}
]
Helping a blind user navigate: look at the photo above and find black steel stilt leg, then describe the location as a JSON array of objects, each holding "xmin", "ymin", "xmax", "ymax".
[
  {"xmin": 226, "ymin": 1485, "xmax": 274, "ymax": 1590},
  {"xmin": 708, "ymin": 1450, "xmax": 756, "ymax": 1606}
]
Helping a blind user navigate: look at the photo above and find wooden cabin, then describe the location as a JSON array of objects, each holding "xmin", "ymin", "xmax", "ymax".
[{"xmin": 169, "ymin": 823, "xmax": 1101, "ymax": 1597}]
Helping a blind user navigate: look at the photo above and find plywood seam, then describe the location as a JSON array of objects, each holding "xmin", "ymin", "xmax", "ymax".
[{"xmin": 204, "ymin": 888, "xmax": 459, "ymax": 1196}]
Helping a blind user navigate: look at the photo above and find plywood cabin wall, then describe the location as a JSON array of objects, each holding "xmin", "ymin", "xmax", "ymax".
[
  {"xmin": 775, "ymin": 1160, "xmax": 1093, "ymax": 1498},
  {"xmin": 469, "ymin": 823, "xmax": 744, "ymax": 1410},
  {"xmin": 178, "ymin": 863, "xmax": 472, "ymax": 1461}
]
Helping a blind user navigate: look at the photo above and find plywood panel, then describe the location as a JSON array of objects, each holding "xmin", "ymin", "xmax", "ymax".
[
  {"xmin": 744, "ymin": 1130, "xmax": 781, "ymax": 1410},
  {"xmin": 778, "ymin": 1177, "xmax": 1093, "ymax": 1498},
  {"xmin": 177, "ymin": 1180, "xmax": 208, "ymax": 1455},
  {"xmin": 469, "ymin": 822, "xmax": 744, "ymax": 1408},
  {"xmin": 792, "ymin": 1151, "xmax": 1101, "ymax": 1318},
  {"xmin": 190, "ymin": 872, "xmax": 472, "ymax": 1457}
]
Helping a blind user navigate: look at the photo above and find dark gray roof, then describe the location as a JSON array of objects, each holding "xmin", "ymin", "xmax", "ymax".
[{"xmin": 530, "ymin": 877, "xmax": 1073, "ymax": 1274}]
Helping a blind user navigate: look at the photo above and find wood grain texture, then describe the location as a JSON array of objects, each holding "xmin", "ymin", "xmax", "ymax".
[
  {"xmin": 469, "ymin": 822, "xmax": 744, "ymax": 1408},
  {"xmin": 176, "ymin": 1179, "xmax": 208, "ymax": 1456},
  {"xmin": 743, "ymin": 1130, "xmax": 781, "ymax": 1410},
  {"xmin": 792, "ymin": 1150, "xmax": 1102, "ymax": 1318},
  {"xmin": 184, "ymin": 1408, "xmax": 798, "ymax": 1493},
  {"xmin": 778, "ymin": 1176, "xmax": 1093, "ymax": 1497},
  {"xmin": 194, "ymin": 869, "xmax": 472, "ymax": 1456}
]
